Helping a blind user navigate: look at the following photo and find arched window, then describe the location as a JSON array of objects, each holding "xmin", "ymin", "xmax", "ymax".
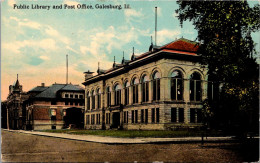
[
  {"xmin": 152, "ymin": 71, "xmax": 160, "ymax": 101},
  {"xmin": 106, "ymin": 87, "xmax": 111, "ymax": 107},
  {"xmin": 91, "ymin": 90, "xmax": 95, "ymax": 109},
  {"xmin": 132, "ymin": 78, "xmax": 139, "ymax": 104},
  {"xmin": 87, "ymin": 91, "xmax": 90, "ymax": 110},
  {"xmin": 141, "ymin": 75, "xmax": 149, "ymax": 102},
  {"xmin": 97, "ymin": 88, "xmax": 101, "ymax": 109},
  {"xmin": 114, "ymin": 84, "xmax": 122, "ymax": 106},
  {"xmin": 190, "ymin": 72, "xmax": 202, "ymax": 101},
  {"xmin": 124, "ymin": 81, "xmax": 130, "ymax": 105},
  {"xmin": 171, "ymin": 70, "xmax": 183, "ymax": 100}
]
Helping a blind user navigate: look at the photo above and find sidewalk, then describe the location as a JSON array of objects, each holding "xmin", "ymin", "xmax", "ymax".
[{"xmin": 3, "ymin": 129, "xmax": 235, "ymax": 144}]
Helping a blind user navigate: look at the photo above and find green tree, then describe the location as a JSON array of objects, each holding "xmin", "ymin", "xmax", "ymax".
[{"xmin": 176, "ymin": 1, "xmax": 259, "ymax": 135}]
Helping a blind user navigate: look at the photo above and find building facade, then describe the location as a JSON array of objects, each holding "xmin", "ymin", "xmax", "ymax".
[
  {"xmin": 83, "ymin": 38, "xmax": 216, "ymax": 130},
  {"xmin": 25, "ymin": 83, "xmax": 85, "ymax": 130},
  {"xmin": 6, "ymin": 75, "xmax": 29, "ymax": 130}
]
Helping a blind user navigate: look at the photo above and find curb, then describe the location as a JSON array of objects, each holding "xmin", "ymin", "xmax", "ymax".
[{"xmin": 2, "ymin": 129, "xmax": 237, "ymax": 144}]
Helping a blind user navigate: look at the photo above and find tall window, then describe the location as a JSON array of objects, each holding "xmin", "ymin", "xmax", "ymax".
[
  {"xmin": 91, "ymin": 90, "xmax": 95, "ymax": 109},
  {"xmin": 124, "ymin": 81, "xmax": 130, "ymax": 105},
  {"xmin": 171, "ymin": 70, "xmax": 183, "ymax": 100},
  {"xmin": 114, "ymin": 84, "xmax": 122, "ymax": 106},
  {"xmin": 132, "ymin": 78, "xmax": 139, "ymax": 104},
  {"xmin": 190, "ymin": 108, "xmax": 202, "ymax": 123},
  {"xmin": 97, "ymin": 89, "xmax": 101, "ymax": 109},
  {"xmin": 190, "ymin": 72, "xmax": 202, "ymax": 101},
  {"xmin": 141, "ymin": 75, "xmax": 149, "ymax": 102},
  {"xmin": 152, "ymin": 71, "xmax": 160, "ymax": 101},
  {"xmin": 171, "ymin": 108, "xmax": 184, "ymax": 123},
  {"xmin": 106, "ymin": 87, "xmax": 111, "ymax": 107}
]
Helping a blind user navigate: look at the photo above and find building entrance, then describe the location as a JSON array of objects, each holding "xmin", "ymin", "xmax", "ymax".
[
  {"xmin": 64, "ymin": 107, "xmax": 84, "ymax": 129},
  {"xmin": 112, "ymin": 112, "xmax": 120, "ymax": 128}
]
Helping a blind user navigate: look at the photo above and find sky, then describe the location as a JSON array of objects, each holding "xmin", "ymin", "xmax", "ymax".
[{"xmin": 1, "ymin": 0, "xmax": 259, "ymax": 101}]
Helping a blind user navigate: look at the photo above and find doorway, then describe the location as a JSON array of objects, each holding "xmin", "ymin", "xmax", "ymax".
[
  {"xmin": 64, "ymin": 107, "xmax": 84, "ymax": 129},
  {"xmin": 112, "ymin": 112, "xmax": 120, "ymax": 128}
]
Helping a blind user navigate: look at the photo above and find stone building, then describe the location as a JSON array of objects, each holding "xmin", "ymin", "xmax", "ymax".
[
  {"xmin": 83, "ymin": 38, "xmax": 217, "ymax": 130},
  {"xmin": 25, "ymin": 83, "xmax": 85, "ymax": 130},
  {"xmin": 6, "ymin": 75, "xmax": 29, "ymax": 130}
]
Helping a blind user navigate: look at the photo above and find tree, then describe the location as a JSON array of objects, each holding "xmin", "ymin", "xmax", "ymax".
[{"xmin": 176, "ymin": 1, "xmax": 259, "ymax": 135}]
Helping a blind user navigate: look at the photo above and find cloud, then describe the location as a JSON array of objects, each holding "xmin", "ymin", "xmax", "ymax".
[
  {"xmin": 125, "ymin": 9, "xmax": 143, "ymax": 17},
  {"xmin": 39, "ymin": 55, "xmax": 50, "ymax": 61},
  {"xmin": 157, "ymin": 29, "xmax": 181, "ymax": 45},
  {"xmin": 2, "ymin": 39, "xmax": 56, "ymax": 54}
]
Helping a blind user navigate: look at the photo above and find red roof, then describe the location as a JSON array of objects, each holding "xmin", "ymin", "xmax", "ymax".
[{"xmin": 161, "ymin": 38, "xmax": 199, "ymax": 52}]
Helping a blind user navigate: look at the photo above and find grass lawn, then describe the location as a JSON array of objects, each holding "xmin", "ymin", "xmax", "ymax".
[{"xmin": 40, "ymin": 129, "xmax": 223, "ymax": 138}]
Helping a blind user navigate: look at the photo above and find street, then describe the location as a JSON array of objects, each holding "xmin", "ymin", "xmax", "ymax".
[{"xmin": 1, "ymin": 130, "xmax": 257, "ymax": 162}]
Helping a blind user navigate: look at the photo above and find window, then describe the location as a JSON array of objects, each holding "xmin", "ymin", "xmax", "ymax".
[
  {"xmin": 114, "ymin": 84, "xmax": 122, "ymax": 106},
  {"xmin": 152, "ymin": 72, "xmax": 160, "ymax": 101},
  {"xmin": 179, "ymin": 108, "xmax": 184, "ymax": 123},
  {"xmin": 132, "ymin": 78, "xmax": 139, "ymax": 104},
  {"xmin": 106, "ymin": 87, "xmax": 111, "ymax": 107},
  {"xmin": 106, "ymin": 113, "xmax": 110, "ymax": 124},
  {"xmin": 91, "ymin": 114, "xmax": 95, "ymax": 124},
  {"xmin": 124, "ymin": 81, "xmax": 130, "ymax": 105},
  {"xmin": 141, "ymin": 109, "xmax": 144, "ymax": 123},
  {"xmin": 91, "ymin": 90, "xmax": 95, "ymax": 109},
  {"xmin": 70, "ymin": 102, "xmax": 73, "ymax": 105},
  {"xmin": 190, "ymin": 108, "xmax": 202, "ymax": 123},
  {"xmin": 124, "ymin": 111, "xmax": 128, "ymax": 123},
  {"xmin": 86, "ymin": 115, "xmax": 90, "ymax": 124},
  {"xmin": 135, "ymin": 110, "xmax": 138, "ymax": 123},
  {"xmin": 190, "ymin": 72, "xmax": 202, "ymax": 101},
  {"xmin": 75, "ymin": 95, "xmax": 78, "ymax": 99},
  {"xmin": 151, "ymin": 108, "xmax": 155, "ymax": 123},
  {"xmin": 65, "ymin": 101, "xmax": 68, "ymax": 105},
  {"xmin": 141, "ymin": 75, "xmax": 149, "ymax": 102},
  {"xmin": 97, "ymin": 89, "xmax": 101, "ymax": 109},
  {"xmin": 171, "ymin": 70, "xmax": 183, "ymax": 100},
  {"xmin": 87, "ymin": 92, "xmax": 90, "ymax": 110},
  {"xmin": 79, "ymin": 95, "xmax": 83, "ymax": 99},
  {"xmin": 70, "ymin": 94, "xmax": 73, "ymax": 98},
  {"xmin": 145, "ymin": 109, "xmax": 148, "ymax": 123},
  {"xmin": 156, "ymin": 108, "xmax": 159, "ymax": 123},
  {"xmin": 132, "ymin": 110, "xmax": 134, "ymax": 123},
  {"xmin": 65, "ymin": 94, "xmax": 68, "ymax": 98},
  {"xmin": 96, "ymin": 114, "xmax": 100, "ymax": 124},
  {"xmin": 172, "ymin": 108, "xmax": 184, "ymax": 123}
]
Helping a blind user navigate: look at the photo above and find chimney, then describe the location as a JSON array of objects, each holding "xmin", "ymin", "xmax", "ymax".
[{"xmin": 41, "ymin": 83, "xmax": 45, "ymax": 87}]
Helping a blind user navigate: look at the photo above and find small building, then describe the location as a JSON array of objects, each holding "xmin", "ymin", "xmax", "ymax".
[
  {"xmin": 25, "ymin": 83, "xmax": 85, "ymax": 130},
  {"xmin": 6, "ymin": 75, "xmax": 29, "ymax": 130},
  {"xmin": 83, "ymin": 38, "xmax": 216, "ymax": 130}
]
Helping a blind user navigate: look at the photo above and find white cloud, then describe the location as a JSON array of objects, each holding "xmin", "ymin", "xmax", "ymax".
[
  {"xmin": 125, "ymin": 9, "xmax": 143, "ymax": 17},
  {"xmin": 2, "ymin": 39, "xmax": 56, "ymax": 54},
  {"xmin": 18, "ymin": 21, "xmax": 41, "ymax": 29},
  {"xmin": 157, "ymin": 29, "xmax": 181, "ymax": 45},
  {"xmin": 39, "ymin": 56, "xmax": 50, "ymax": 61}
]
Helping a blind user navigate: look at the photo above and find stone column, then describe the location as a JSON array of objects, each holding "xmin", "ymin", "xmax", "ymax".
[
  {"xmin": 183, "ymin": 78, "xmax": 190, "ymax": 124},
  {"xmin": 202, "ymin": 80, "xmax": 207, "ymax": 101},
  {"xmin": 129, "ymin": 86, "xmax": 133, "ymax": 105},
  {"xmin": 138, "ymin": 84, "xmax": 142, "ymax": 104}
]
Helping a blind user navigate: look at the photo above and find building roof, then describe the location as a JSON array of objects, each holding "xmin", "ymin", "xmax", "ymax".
[
  {"xmin": 83, "ymin": 38, "xmax": 200, "ymax": 85},
  {"xmin": 160, "ymin": 38, "xmax": 199, "ymax": 52},
  {"xmin": 29, "ymin": 86, "xmax": 49, "ymax": 92},
  {"xmin": 34, "ymin": 84, "xmax": 84, "ymax": 99}
]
